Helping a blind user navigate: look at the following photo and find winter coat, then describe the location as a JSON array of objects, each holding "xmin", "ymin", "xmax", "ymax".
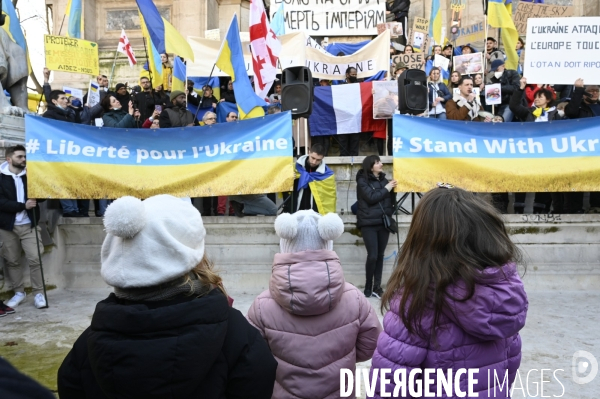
[
  {"xmin": 356, "ymin": 169, "xmax": 395, "ymax": 228},
  {"xmin": 248, "ymin": 250, "xmax": 382, "ymax": 399},
  {"xmin": 370, "ymin": 263, "xmax": 528, "ymax": 398},
  {"xmin": 486, "ymin": 69, "xmax": 520, "ymax": 105},
  {"xmin": 565, "ymin": 86, "xmax": 599, "ymax": 119},
  {"xmin": 159, "ymin": 105, "xmax": 199, "ymax": 128},
  {"xmin": 58, "ymin": 289, "xmax": 277, "ymax": 399},
  {"xmin": 445, "ymin": 98, "xmax": 484, "ymax": 121},
  {"xmin": 0, "ymin": 162, "xmax": 44, "ymax": 231},
  {"xmin": 222, "ymin": 90, "xmax": 236, "ymax": 103},
  {"xmin": 427, "ymin": 81, "xmax": 452, "ymax": 109},
  {"xmin": 0, "ymin": 357, "xmax": 55, "ymax": 399},
  {"xmin": 133, "ymin": 90, "xmax": 170, "ymax": 122},
  {"xmin": 525, "ymin": 85, "xmax": 556, "ymax": 107},
  {"xmin": 102, "ymin": 109, "xmax": 137, "ymax": 128},
  {"xmin": 509, "ymin": 88, "xmax": 560, "ymax": 122},
  {"xmin": 43, "ymin": 104, "xmax": 77, "ymax": 123}
]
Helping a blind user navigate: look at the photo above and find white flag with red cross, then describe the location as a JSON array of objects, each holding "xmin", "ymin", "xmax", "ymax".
[
  {"xmin": 117, "ymin": 29, "xmax": 137, "ymax": 67},
  {"xmin": 249, "ymin": 0, "xmax": 281, "ymax": 102}
]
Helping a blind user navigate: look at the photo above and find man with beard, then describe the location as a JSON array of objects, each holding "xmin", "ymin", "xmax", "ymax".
[
  {"xmin": 134, "ymin": 76, "xmax": 169, "ymax": 123},
  {"xmin": 0, "ymin": 145, "xmax": 47, "ymax": 309},
  {"xmin": 289, "ymin": 144, "xmax": 336, "ymax": 214},
  {"xmin": 159, "ymin": 91, "xmax": 199, "ymax": 128},
  {"xmin": 114, "ymin": 83, "xmax": 130, "ymax": 108}
]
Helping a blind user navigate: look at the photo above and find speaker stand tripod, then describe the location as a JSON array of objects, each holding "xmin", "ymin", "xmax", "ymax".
[{"xmin": 395, "ymin": 192, "xmax": 423, "ymax": 215}]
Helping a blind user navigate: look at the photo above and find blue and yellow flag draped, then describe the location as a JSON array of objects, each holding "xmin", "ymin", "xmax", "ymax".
[
  {"xmin": 65, "ymin": 0, "xmax": 83, "ymax": 38},
  {"xmin": 135, "ymin": 0, "xmax": 194, "ymax": 61},
  {"xmin": 295, "ymin": 163, "xmax": 337, "ymax": 215},
  {"xmin": 487, "ymin": 0, "xmax": 519, "ymax": 70},
  {"xmin": 216, "ymin": 14, "xmax": 266, "ymax": 120},
  {"xmin": 172, "ymin": 56, "xmax": 186, "ymax": 93},
  {"xmin": 428, "ymin": 0, "xmax": 442, "ymax": 45},
  {"xmin": 1, "ymin": 0, "xmax": 31, "ymax": 73}
]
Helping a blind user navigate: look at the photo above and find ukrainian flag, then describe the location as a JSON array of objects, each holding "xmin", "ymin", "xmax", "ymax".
[
  {"xmin": 65, "ymin": 0, "xmax": 83, "ymax": 38},
  {"xmin": 172, "ymin": 56, "xmax": 186, "ymax": 93},
  {"xmin": 216, "ymin": 14, "xmax": 266, "ymax": 120},
  {"xmin": 135, "ymin": 0, "xmax": 194, "ymax": 62},
  {"xmin": 295, "ymin": 164, "xmax": 337, "ymax": 215},
  {"xmin": 138, "ymin": 11, "xmax": 163, "ymax": 87},
  {"xmin": 1, "ymin": 0, "xmax": 30, "ymax": 73},
  {"xmin": 487, "ymin": 0, "xmax": 519, "ymax": 70},
  {"xmin": 428, "ymin": 0, "xmax": 442, "ymax": 46}
]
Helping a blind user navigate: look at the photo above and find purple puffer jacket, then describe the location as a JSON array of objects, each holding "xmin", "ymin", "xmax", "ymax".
[
  {"xmin": 248, "ymin": 250, "xmax": 382, "ymax": 399},
  {"xmin": 370, "ymin": 263, "xmax": 528, "ymax": 399}
]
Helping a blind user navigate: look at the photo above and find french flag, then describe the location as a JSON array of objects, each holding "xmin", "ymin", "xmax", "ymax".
[{"xmin": 308, "ymin": 82, "xmax": 386, "ymax": 138}]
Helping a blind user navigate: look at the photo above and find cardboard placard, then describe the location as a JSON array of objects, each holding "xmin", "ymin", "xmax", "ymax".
[
  {"xmin": 448, "ymin": 0, "xmax": 467, "ymax": 42},
  {"xmin": 407, "ymin": 28, "xmax": 431, "ymax": 54},
  {"xmin": 377, "ymin": 22, "xmax": 404, "ymax": 38},
  {"xmin": 392, "ymin": 53, "xmax": 426, "ymax": 71},
  {"xmin": 485, "ymin": 84, "xmax": 502, "ymax": 105},
  {"xmin": 44, "ymin": 35, "xmax": 99, "ymax": 76},
  {"xmin": 514, "ymin": 3, "xmax": 574, "ymax": 35},
  {"xmin": 453, "ymin": 53, "xmax": 484, "ymax": 75},
  {"xmin": 372, "ymin": 81, "xmax": 399, "ymax": 120},
  {"xmin": 434, "ymin": 54, "xmax": 450, "ymax": 70},
  {"xmin": 86, "ymin": 80, "xmax": 101, "ymax": 107}
]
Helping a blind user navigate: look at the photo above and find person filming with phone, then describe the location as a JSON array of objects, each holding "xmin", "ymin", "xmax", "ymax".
[{"xmin": 269, "ymin": 83, "xmax": 282, "ymax": 105}]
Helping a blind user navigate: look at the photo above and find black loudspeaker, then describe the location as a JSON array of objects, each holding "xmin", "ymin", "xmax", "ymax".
[
  {"xmin": 398, "ymin": 69, "xmax": 428, "ymax": 114},
  {"xmin": 281, "ymin": 66, "xmax": 313, "ymax": 118}
]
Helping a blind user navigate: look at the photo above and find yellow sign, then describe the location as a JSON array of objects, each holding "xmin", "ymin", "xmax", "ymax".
[{"xmin": 44, "ymin": 35, "xmax": 99, "ymax": 75}]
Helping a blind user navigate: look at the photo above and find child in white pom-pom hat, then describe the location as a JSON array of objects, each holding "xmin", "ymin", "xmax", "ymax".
[
  {"xmin": 247, "ymin": 210, "xmax": 382, "ymax": 399},
  {"xmin": 58, "ymin": 195, "xmax": 277, "ymax": 399}
]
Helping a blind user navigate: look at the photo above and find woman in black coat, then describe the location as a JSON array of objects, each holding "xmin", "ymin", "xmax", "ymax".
[{"xmin": 356, "ymin": 155, "xmax": 397, "ymax": 299}]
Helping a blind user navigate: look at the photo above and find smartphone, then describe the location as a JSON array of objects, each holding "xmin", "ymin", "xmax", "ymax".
[
  {"xmin": 155, "ymin": 105, "xmax": 162, "ymax": 112},
  {"xmin": 273, "ymin": 95, "xmax": 279, "ymax": 100}
]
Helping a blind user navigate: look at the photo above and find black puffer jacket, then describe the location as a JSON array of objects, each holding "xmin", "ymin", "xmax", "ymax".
[
  {"xmin": 565, "ymin": 86, "xmax": 598, "ymax": 119},
  {"xmin": 356, "ymin": 169, "xmax": 394, "ymax": 228},
  {"xmin": 43, "ymin": 104, "xmax": 77, "ymax": 122},
  {"xmin": 57, "ymin": 289, "xmax": 277, "ymax": 399},
  {"xmin": 509, "ymin": 88, "xmax": 560, "ymax": 122}
]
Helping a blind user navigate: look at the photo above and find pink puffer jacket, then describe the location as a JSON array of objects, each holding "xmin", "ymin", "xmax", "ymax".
[{"xmin": 248, "ymin": 249, "xmax": 382, "ymax": 399}]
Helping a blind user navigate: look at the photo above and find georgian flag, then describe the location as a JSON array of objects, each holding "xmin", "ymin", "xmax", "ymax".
[
  {"xmin": 249, "ymin": 0, "xmax": 281, "ymax": 101},
  {"xmin": 117, "ymin": 29, "xmax": 137, "ymax": 67}
]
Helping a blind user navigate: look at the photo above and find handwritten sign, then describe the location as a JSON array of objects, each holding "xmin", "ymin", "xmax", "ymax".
[
  {"xmin": 514, "ymin": 3, "xmax": 574, "ymax": 35},
  {"xmin": 269, "ymin": 0, "xmax": 386, "ymax": 36},
  {"xmin": 524, "ymin": 17, "xmax": 600, "ymax": 84},
  {"xmin": 413, "ymin": 18, "xmax": 429, "ymax": 34},
  {"xmin": 44, "ymin": 35, "xmax": 99, "ymax": 76},
  {"xmin": 392, "ymin": 53, "xmax": 425, "ymax": 71}
]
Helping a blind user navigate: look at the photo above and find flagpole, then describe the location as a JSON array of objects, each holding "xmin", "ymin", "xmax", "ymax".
[
  {"xmin": 108, "ymin": 50, "xmax": 119, "ymax": 90},
  {"xmin": 58, "ymin": 14, "xmax": 66, "ymax": 35},
  {"xmin": 484, "ymin": 14, "xmax": 489, "ymax": 72},
  {"xmin": 192, "ymin": 63, "xmax": 216, "ymax": 122}
]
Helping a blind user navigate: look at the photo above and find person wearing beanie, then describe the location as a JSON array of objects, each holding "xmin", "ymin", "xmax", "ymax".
[
  {"xmin": 159, "ymin": 90, "xmax": 200, "ymax": 128},
  {"xmin": 247, "ymin": 210, "xmax": 382, "ymax": 399},
  {"xmin": 114, "ymin": 83, "xmax": 131, "ymax": 110},
  {"xmin": 57, "ymin": 195, "xmax": 277, "ymax": 399}
]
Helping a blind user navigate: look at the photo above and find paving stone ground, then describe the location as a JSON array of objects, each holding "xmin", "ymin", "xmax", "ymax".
[{"xmin": 0, "ymin": 288, "xmax": 598, "ymax": 398}]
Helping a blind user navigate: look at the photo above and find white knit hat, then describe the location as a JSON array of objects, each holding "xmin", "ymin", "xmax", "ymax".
[
  {"xmin": 101, "ymin": 195, "xmax": 206, "ymax": 289},
  {"xmin": 274, "ymin": 210, "xmax": 344, "ymax": 253}
]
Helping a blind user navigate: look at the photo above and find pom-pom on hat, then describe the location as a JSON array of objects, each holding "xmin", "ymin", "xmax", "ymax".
[
  {"xmin": 101, "ymin": 195, "xmax": 206, "ymax": 289},
  {"xmin": 274, "ymin": 210, "xmax": 344, "ymax": 253}
]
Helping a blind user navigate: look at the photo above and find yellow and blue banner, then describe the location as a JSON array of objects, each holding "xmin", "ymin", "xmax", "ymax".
[
  {"xmin": 135, "ymin": 0, "xmax": 194, "ymax": 61},
  {"xmin": 2, "ymin": 0, "xmax": 31, "ymax": 73},
  {"xmin": 139, "ymin": 12, "xmax": 163, "ymax": 87},
  {"xmin": 392, "ymin": 115, "xmax": 600, "ymax": 192},
  {"xmin": 172, "ymin": 56, "xmax": 186, "ymax": 93},
  {"xmin": 216, "ymin": 14, "xmax": 266, "ymax": 120},
  {"xmin": 25, "ymin": 112, "xmax": 294, "ymax": 199},
  {"xmin": 487, "ymin": 0, "xmax": 519, "ymax": 70},
  {"xmin": 295, "ymin": 163, "xmax": 336, "ymax": 215},
  {"xmin": 65, "ymin": 0, "xmax": 83, "ymax": 38},
  {"xmin": 428, "ymin": 0, "xmax": 442, "ymax": 45}
]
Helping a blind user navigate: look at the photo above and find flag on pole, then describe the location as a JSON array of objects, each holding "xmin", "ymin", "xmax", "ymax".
[
  {"xmin": 429, "ymin": 0, "xmax": 442, "ymax": 45},
  {"xmin": 216, "ymin": 14, "xmax": 266, "ymax": 120},
  {"xmin": 138, "ymin": 11, "xmax": 163, "ymax": 87},
  {"xmin": 249, "ymin": 0, "xmax": 281, "ymax": 101},
  {"xmin": 271, "ymin": 4, "xmax": 286, "ymax": 36},
  {"xmin": 172, "ymin": 56, "xmax": 186, "ymax": 93},
  {"xmin": 65, "ymin": 0, "xmax": 83, "ymax": 38},
  {"xmin": 117, "ymin": 29, "xmax": 137, "ymax": 67},
  {"xmin": 135, "ymin": 0, "xmax": 194, "ymax": 61},
  {"xmin": 486, "ymin": 0, "xmax": 519, "ymax": 70}
]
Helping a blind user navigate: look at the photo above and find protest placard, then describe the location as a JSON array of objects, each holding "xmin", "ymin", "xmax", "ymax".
[
  {"xmin": 413, "ymin": 18, "xmax": 429, "ymax": 34},
  {"xmin": 377, "ymin": 22, "xmax": 403, "ymax": 38},
  {"xmin": 524, "ymin": 17, "xmax": 600, "ymax": 84},
  {"xmin": 392, "ymin": 53, "xmax": 426, "ymax": 71},
  {"xmin": 434, "ymin": 55, "xmax": 450, "ymax": 70},
  {"xmin": 63, "ymin": 87, "xmax": 84, "ymax": 100},
  {"xmin": 372, "ymin": 81, "xmax": 398, "ymax": 120},
  {"xmin": 453, "ymin": 22, "xmax": 498, "ymax": 46},
  {"xmin": 269, "ymin": 0, "xmax": 385, "ymax": 36},
  {"xmin": 453, "ymin": 53, "xmax": 484, "ymax": 75},
  {"xmin": 86, "ymin": 80, "xmax": 101, "ymax": 107},
  {"xmin": 448, "ymin": 0, "xmax": 467, "ymax": 42},
  {"xmin": 485, "ymin": 84, "xmax": 502, "ymax": 105},
  {"xmin": 44, "ymin": 35, "xmax": 99, "ymax": 75},
  {"xmin": 513, "ymin": 3, "xmax": 574, "ymax": 35}
]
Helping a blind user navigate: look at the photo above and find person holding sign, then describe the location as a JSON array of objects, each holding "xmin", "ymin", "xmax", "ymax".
[
  {"xmin": 486, "ymin": 60, "xmax": 520, "ymax": 122},
  {"xmin": 427, "ymin": 68, "xmax": 451, "ymax": 119}
]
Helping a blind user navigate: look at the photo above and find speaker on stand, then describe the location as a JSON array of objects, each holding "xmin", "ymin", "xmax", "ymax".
[
  {"xmin": 281, "ymin": 66, "xmax": 314, "ymax": 119},
  {"xmin": 397, "ymin": 69, "xmax": 428, "ymax": 115}
]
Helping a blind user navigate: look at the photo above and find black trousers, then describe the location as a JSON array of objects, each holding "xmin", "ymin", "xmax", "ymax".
[
  {"xmin": 361, "ymin": 224, "xmax": 390, "ymax": 291},
  {"xmin": 337, "ymin": 133, "xmax": 360, "ymax": 156}
]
